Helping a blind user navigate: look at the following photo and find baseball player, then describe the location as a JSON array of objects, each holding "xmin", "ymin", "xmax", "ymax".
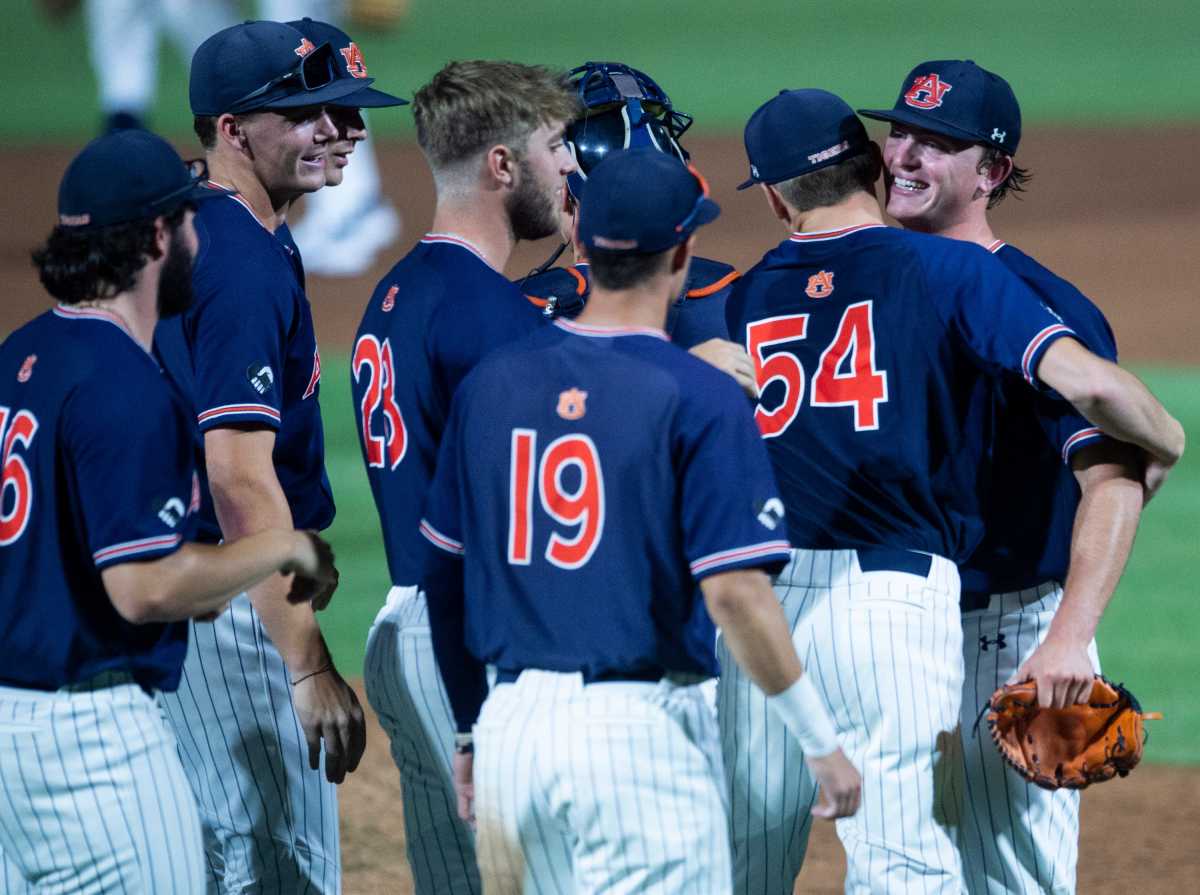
[
  {"xmin": 153, "ymin": 21, "xmax": 388, "ymax": 893},
  {"xmin": 353, "ymin": 60, "xmax": 579, "ymax": 894},
  {"xmin": 0, "ymin": 129, "xmax": 336, "ymax": 892},
  {"xmin": 861, "ymin": 60, "xmax": 1150, "ymax": 893},
  {"xmin": 720, "ymin": 89, "xmax": 1184, "ymax": 893},
  {"xmin": 420, "ymin": 147, "xmax": 859, "ymax": 894}
]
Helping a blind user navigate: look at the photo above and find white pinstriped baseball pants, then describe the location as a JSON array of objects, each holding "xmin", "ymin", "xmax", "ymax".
[
  {"xmin": 719, "ymin": 548, "xmax": 966, "ymax": 894},
  {"xmin": 364, "ymin": 586, "xmax": 480, "ymax": 894},
  {"xmin": 0, "ymin": 676, "xmax": 204, "ymax": 893},
  {"xmin": 959, "ymin": 581, "xmax": 1100, "ymax": 895},
  {"xmin": 474, "ymin": 669, "xmax": 731, "ymax": 894}
]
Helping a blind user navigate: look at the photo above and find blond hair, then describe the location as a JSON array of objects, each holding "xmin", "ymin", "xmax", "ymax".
[{"xmin": 413, "ymin": 61, "xmax": 580, "ymax": 172}]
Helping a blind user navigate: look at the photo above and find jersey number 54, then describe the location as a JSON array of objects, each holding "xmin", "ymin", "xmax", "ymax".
[
  {"xmin": 507, "ymin": 429, "xmax": 604, "ymax": 570},
  {"xmin": 747, "ymin": 300, "xmax": 888, "ymax": 437},
  {"xmin": 0, "ymin": 406, "xmax": 38, "ymax": 546}
]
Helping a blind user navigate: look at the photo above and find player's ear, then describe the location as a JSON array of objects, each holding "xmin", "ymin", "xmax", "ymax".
[
  {"xmin": 217, "ymin": 113, "xmax": 249, "ymax": 153},
  {"xmin": 669, "ymin": 237, "xmax": 693, "ymax": 274},
  {"xmin": 150, "ymin": 215, "xmax": 171, "ymax": 260},
  {"xmin": 977, "ymin": 150, "xmax": 1013, "ymax": 193},
  {"xmin": 761, "ymin": 184, "xmax": 791, "ymax": 226},
  {"xmin": 486, "ymin": 144, "xmax": 517, "ymax": 190},
  {"xmin": 866, "ymin": 142, "xmax": 884, "ymax": 184}
]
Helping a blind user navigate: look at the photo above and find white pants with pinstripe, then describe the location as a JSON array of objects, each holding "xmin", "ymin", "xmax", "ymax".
[
  {"xmin": 474, "ymin": 669, "xmax": 731, "ymax": 895},
  {"xmin": 364, "ymin": 586, "xmax": 480, "ymax": 894},
  {"xmin": 959, "ymin": 581, "xmax": 1100, "ymax": 895},
  {"xmin": 719, "ymin": 548, "xmax": 966, "ymax": 894},
  {"xmin": 158, "ymin": 594, "xmax": 340, "ymax": 894},
  {"xmin": 0, "ymin": 676, "xmax": 204, "ymax": 893}
]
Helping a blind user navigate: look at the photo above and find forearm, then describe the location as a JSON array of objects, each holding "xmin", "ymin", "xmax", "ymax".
[
  {"xmin": 425, "ymin": 554, "xmax": 487, "ymax": 733},
  {"xmin": 702, "ymin": 572, "xmax": 801, "ymax": 695},
  {"xmin": 211, "ymin": 467, "xmax": 328, "ymax": 673},
  {"xmin": 1053, "ymin": 447, "xmax": 1144, "ymax": 644}
]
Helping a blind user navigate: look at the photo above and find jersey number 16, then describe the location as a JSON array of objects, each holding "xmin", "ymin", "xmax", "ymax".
[{"xmin": 507, "ymin": 429, "xmax": 605, "ymax": 570}]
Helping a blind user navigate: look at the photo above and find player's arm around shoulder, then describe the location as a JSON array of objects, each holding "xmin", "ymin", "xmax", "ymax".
[{"xmin": 205, "ymin": 425, "xmax": 367, "ymax": 783}]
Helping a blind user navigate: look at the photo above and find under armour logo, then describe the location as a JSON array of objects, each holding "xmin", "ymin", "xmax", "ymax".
[
  {"xmin": 750, "ymin": 164, "xmax": 760, "ymax": 178},
  {"xmin": 991, "ymin": 128, "xmax": 1006, "ymax": 143},
  {"xmin": 979, "ymin": 633, "xmax": 1007, "ymax": 651}
]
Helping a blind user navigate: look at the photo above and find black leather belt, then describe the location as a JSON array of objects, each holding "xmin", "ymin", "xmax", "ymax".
[
  {"xmin": 496, "ymin": 668, "xmax": 663, "ymax": 685},
  {"xmin": 857, "ymin": 548, "xmax": 933, "ymax": 578},
  {"xmin": 960, "ymin": 591, "xmax": 992, "ymax": 612}
]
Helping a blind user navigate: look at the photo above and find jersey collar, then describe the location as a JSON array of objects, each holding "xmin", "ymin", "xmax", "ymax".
[
  {"xmin": 53, "ymin": 304, "xmax": 151, "ymax": 356},
  {"xmin": 206, "ymin": 180, "xmax": 273, "ymax": 233},
  {"xmin": 421, "ymin": 232, "xmax": 492, "ymax": 268},
  {"xmin": 554, "ymin": 319, "xmax": 669, "ymax": 341},
  {"xmin": 986, "ymin": 239, "xmax": 1007, "ymax": 254},
  {"xmin": 789, "ymin": 223, "xmax": 887, "ymax": 242}
]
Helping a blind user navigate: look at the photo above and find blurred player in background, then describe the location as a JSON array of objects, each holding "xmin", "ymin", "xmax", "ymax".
[
  {"xmin": 354, "ymin": 60, "xmax": 578, "ymax": 894},
  {"xmin": 57, "ymin": 0, "xmax": 404, "ymax": 275},
  {"xmin": 0, "ymin": 129, "xmax": 336, "ymax": 893},
  {"xmin": 420, "ymin": 147, "xmax": 859, "ymax": 894},
  {"xmin": 862, "ymin": 59, "xmax": 1152, "ymax": 894}
]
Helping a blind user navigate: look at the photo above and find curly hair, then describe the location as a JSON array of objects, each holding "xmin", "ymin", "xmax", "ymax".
[
  {"xmin": 980, "ymin": 147, "xmax": 1032, "ymax": 208},
  {"xmin": 31, "ymin": 206, "xmax": 185, "ymax": 305}
]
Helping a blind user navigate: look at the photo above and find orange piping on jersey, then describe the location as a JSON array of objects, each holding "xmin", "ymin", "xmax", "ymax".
[
  {"xmin": 566, "ymin": 266, "xmax": 588, "ymax": 295},
  {"xmin": 686, "ymin": 269, "xmax": 740, "ymax": 299}
]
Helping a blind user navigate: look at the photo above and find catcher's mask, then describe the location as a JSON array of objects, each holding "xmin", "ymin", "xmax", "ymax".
[{"xmin": 564, "ymin": 61, "xmax": 693, "ymax": 204}]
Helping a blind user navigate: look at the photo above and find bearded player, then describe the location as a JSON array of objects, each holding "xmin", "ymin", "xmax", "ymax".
[
  {"xmin": 861, "ymin": 59, "xmax": 1151, "ymax": 894},
  {"xmin": 353, "ymin": 61, "xmax": 578, "ymax": 894}
]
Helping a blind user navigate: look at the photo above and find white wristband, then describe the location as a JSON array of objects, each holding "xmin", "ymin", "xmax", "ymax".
[{"xmin": 766, "ymin": 674, "xmax": 839, "ymax": 758}]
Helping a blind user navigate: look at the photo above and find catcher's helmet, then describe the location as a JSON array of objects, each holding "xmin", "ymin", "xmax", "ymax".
[{"xmin": 565, "ymin": 62, "xmax": 693, "ymax": 202}]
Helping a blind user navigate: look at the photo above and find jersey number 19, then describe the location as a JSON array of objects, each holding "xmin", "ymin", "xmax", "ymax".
[{"xmin": 507, "ymin": 429, "xmax": 605, "ymax": 570}]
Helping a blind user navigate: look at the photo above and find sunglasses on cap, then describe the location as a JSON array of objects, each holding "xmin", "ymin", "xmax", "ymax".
[{"xmin": 226, "ymin": 42, "xmax": 338, "ymax": 115}]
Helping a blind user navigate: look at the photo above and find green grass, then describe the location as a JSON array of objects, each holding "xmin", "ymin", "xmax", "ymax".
[
  {"xmin": 319, "ymin": 357, "xmax": 1200, "ymax": 763},
  {"xmin": 10, "ymin": 0, "xmax": 1200, "ymax": 143}
]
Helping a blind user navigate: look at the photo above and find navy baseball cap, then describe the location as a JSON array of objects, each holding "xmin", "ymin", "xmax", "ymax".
[
  {"xmin": 578, "ymin": 148, "xmax": 719, "ymax": 254},
  {"xmin": 738, "ymin": 89, "xmax": 870, "ymax": 190},
  {"xmin": 189, "ymin": 21, "xmax": 375, "ymax": 116},
  {"xmin": 57, "ymin": 130, "xmax": 230, "ymax": 229},
  {"xmin": 859, "ymin": 60, "xmax": 1021, "ymax": 154},
  {"xmin": 288, "ymin": 18, "xmax": 408, "ymax": 108}
]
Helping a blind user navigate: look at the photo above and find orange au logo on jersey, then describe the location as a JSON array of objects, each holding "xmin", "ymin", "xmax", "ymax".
[
  {"xmin": 340, "ymin": 43, "xmax": 369, "ymax": 78},
  {"xmin": 904, "ymin": 73, "xmax": 953, "ymax": 109},
  {"xmin": 381, "ymin": 285, "xmax": 398, "ymax": 312},
  {"xmin": 16, "ymin": 354, "xmax": 36, "ymax": 383},
  {"xmin": 295, "ymin": 38, "xmax": 317, "ymax": 57},
  {"xmin": 806, "ymin": 270, "xmax": 834, "ymax": 299},
  {"xmin": 557, "ymin": 388, "xmax": 588, "ymax": 420}
]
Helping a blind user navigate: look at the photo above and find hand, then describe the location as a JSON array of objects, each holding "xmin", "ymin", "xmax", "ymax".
[
  {"xmin": 283, "ymin": 531, "xmax": 339, "ymax": 609},
  {"xmin": 1011, "ymin": 634, "xmax": 1094, "ymax": 708},
  {"xmin": 689, "ymin": 339, "xmax": 758, "ymax": 399},
  {"xmin": 807, "ymin": 748, "xmax": 861, "ymax": 820},
  {"xmin": 453, "ymin": 750, "xmax": 476, "ymax": 830},
  {"xmin": 291, "ymin": 664, "xmax": 367, "ymax": 783}
]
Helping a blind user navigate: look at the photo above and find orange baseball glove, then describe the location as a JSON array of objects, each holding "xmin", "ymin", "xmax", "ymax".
[{"xmin": 986, "ymin": 675, "xmax": 1162, "ymax": 790}]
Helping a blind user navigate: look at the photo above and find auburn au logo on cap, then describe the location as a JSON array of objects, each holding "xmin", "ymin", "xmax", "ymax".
[
  {"xmin": 557, "ymin": 388, "xmax": 588, "ymax": 420},
  {"xmin": 341, "ymin": 43, "xmax": 368, "ymax": 78},
  {"xmin": 295, "ymin": 38, "xmax": 317, "ymax": 57},
  {"xmin": 904, "ymin": 73, "xmax": 953, "ymax": 110}
]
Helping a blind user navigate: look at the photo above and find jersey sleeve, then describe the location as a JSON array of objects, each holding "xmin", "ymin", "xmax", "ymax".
[
  {"xmin": 927, "ymin": 246, "xmax": 1078, "ymax": 389},
  {"xmin": 62, "ymin": 377, "xmax": 197, "ymax": 570},
  {"xmin": 189, "ymin": 264, "xmax": 291, "ymax": 431},
  {"xmin": 676, "ymin": 374, "xmax": 791, "ymax": 580}
]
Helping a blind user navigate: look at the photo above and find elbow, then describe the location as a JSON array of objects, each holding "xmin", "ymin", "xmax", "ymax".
[
  {"xmin": 108, "ymin": 586, "xmax": 168, "ymax": 625},
  {"xmin": 704, "ymin": 571, "xmax": 771, "ymax": 623}
]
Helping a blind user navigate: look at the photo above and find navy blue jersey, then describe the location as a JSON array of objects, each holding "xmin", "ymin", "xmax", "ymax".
[
  {"xmin": 352, "ymin": 234, "xmax": 547, "ymax": 585},
  {"xmin": 421, "ymin": 319, "xmax": 790, "ymax": 680},
  {"xmin": 0, "ymin": 307, "xmax": 197, "ymax": 691},
  {"xmin": 959, "ymin": 241, "xmax": 1118, "ymax": 597},
  {"xmin": 523, "ymin": 256, "xmax": 738, "ymax": 349},
  {"xmin": 725, "ymin": 223, "xmax": 1078, "ymax": 563},
  {"xmin": 155, "ymin": 189, "xmax": 333, "ymax": 541}
]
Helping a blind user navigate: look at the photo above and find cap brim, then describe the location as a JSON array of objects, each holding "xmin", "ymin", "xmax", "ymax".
[
  {"xmin": 261, "ymin": 77, "xmax": 379, "ymax": 110},
  {"xmin": 326, "ymin": 85, "xmax": 409, "ymax": 108},
  {"xmin": 736, "ymin": 175, "xmax": 759, "ymax": 191},
  {"xmin": 693, "ymin": 197, "xmax": 721, "ymax": 228},
  {"xmin": 857, "ymin": 107, "xmax": 984, "ymax": 145}
]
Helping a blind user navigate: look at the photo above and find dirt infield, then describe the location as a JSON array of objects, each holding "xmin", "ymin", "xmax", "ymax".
[{"xmin": 2, "ymin": 130, "xmax": 1196, "ymax": 892}]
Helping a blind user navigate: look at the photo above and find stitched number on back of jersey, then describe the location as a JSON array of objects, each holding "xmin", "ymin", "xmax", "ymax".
[
  {"xmin": 747, "ymin": 300, "xmax": 888, "ymax": 436},
  {"xmin": 508, "ymin": 429, "xmax": 605, "ymax": 569},
  {"xmin": 811, "ymin": 301, "xmax": 888, "ymax": 430},
  {"xmin": 0, "ymin": 406, "xmax": 39, "ymax": 546},
  {"xmin": 353, "ymin": 335, "xmax": 407, "ymax": 469}
]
